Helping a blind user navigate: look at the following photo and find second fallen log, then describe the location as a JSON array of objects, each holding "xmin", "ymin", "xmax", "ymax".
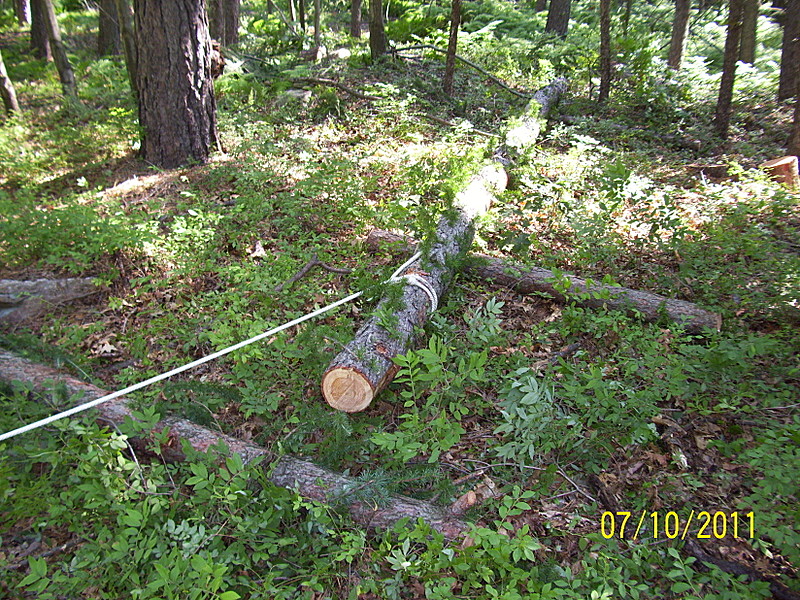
[{"xmin": 321, "ymin": 165, "xmax": 508, "ymax": 412}]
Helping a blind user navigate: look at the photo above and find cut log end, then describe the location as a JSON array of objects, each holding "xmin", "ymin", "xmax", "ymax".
[
  {"xmin": 322, "ymin": 367, "xmax": 374, "ymax": 412},
  {"xmin": 760, "ymin": 156, "xmax": 800, "ymax": 190}
]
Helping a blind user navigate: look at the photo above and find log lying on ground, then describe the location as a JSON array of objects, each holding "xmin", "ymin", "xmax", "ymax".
[
  {"xmin": 0, "ymin": 350, "xmax": 469, "ymax": 539},
  {"xmin": 760, "ymin": 155, "xmax": 800, "ymax": 190},
  {"xmin": 0, "ymin": 278, "xmax": 98, "ymax": 326},
  {"xmin": 322, "ymin": 79, "xmax": 567, "ymax": 412},
  {"xmin": 365, "ymin": 230, "xmax": 722, "ymax": 334}
]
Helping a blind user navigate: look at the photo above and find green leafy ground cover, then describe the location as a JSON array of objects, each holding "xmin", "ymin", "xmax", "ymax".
[{"xmin": 0, "ymin": 1, "xmax": 798, "ymax": 598}]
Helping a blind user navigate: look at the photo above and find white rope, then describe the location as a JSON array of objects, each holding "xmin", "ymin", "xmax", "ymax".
[{"xmin": 0, "ymin": 251, "xmax": 426, "ymax": 443}]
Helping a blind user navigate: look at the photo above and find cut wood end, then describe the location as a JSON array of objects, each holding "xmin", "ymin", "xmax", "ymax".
[{"xmin": 322, "ymin": 368, "xmax": 374, "ymax": 412}]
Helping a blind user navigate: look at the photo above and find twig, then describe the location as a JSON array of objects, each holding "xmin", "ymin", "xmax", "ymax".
[
  {"xmin": 556, "ymin": 467, "xmax": 596, "ymax": 504},
  {"xmin": 274, "ymin": 254, "xmax": 352, "ymax": 292},
  {"xmin": 392, "ymin": 44, "xmax": 532, "ymax": 99},
  {"xmin": 422, "ymin": 114, "xmax": 501, "ymax": 139},
  {"xmin": 292, "ymin": 77, "xmax": 380, "ymax": 100},
  {"xmin": 3, "ymin": 538, "xmax": 82, "ymax": 571}
]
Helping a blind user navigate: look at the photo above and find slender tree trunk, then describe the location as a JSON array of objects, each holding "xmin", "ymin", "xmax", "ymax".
[
  {"xmin": 369, "ymin": 0, "xmax": 387, "ymax": 58},
  {"xmin": 668, "ymin": 0, "xmax": 691, "ymax": 69},
  {"xmin": 350, "ymin": 0, "xmax": 362, "ymax": 37},
  {"xmin": 97, "ymin": 0, "xmax": 121, "ymax": 56},
  {"xmin": 599, "ymin": 0, "xmax": 612, "ymax": 102},
  {"xmin": 30, "ymin": 0, "xmax": 52, "ymax": 61},
  {"xmin": 622, "ymin": 0, "xmax": 633, "ymax": 35},
  {"xmin": 443, "ymin": 0, "xmax": 461, "ymax": 95},
  {"xmin": 778, "ymin": 0, "xmax": 799, "ymax": 100},
  {"xmin": 42, "ymin": 0, "xmax": 78, "ymax": 99},
  {"xmin": 713, "ymin": 0, "xmax": 745, "ymax": 139},
  {"xmin": 114, "ymin": 0, "xmax": 137, "ymax": 97},
  {"xmin": 0, "ymin": 49, "xmax": 21, "ymax": 115},
  {"xmin": 535, "ymin": 0, "xmax": 547, "ymax": 11},
  {"xmin": 313, "ymin": 0, "xmax": 321, "ymax": 49},
  {"xmin": 134, "ymin": 0, "xmax": 219, "ymax": 169},
  {"xmin": 788, "ymin": 91, "xmax": 800, "ymax": 155},
  {"xmin": 289, "ymin": 0, "xmax": 296, "ymax": 22},
  {"xmin": 15, "ymin": 0, "xmax": 31, "ymax": 25},
  {"xmin": 298, "ymin": 0, "xmax": 306, "ymax": 31},
  {"xmin": 545, "ymin": 0, "xmax": 571, "ymax": 37},
  {"xmin": 208, "ymin": 0, "xmax": 240, "ymax": 45},
  {"xmin": 739, "ymin": 0, "xmax": 759, "ymax": 62}
]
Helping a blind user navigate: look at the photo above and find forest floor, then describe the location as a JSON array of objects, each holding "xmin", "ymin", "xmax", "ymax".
[{"xmin": 1, "ymin": 7, "xmax": 799, "ymax": 600}]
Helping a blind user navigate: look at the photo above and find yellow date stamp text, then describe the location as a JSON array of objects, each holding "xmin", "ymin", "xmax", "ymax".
[{"xmin": 599, "ymin": 510, "xmax": 755, "ymax": 540}]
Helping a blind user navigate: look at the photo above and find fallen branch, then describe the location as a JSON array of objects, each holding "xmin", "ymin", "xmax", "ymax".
[
  {"xmin": 0, "ymin": 350, "xmax": 468, "ymax": 540},
  {"xmin": 0, "ymin": 278, "xmax": 99, "ymax": 327},
  {"xmin": 292, "ymin": 76, "xmax": 381, "ymax": 101},
  {"xmin": 274, "ymin": 253, "xmax": 352, "ymax": 292},
  {"xmin": 364, "ymin": 230, "xmax": 722, "ymax": 334},
  {"xmin": 422, "ymin": 114, "xmax": 500, "ymax": 139},
  {"xmin": 392, "ymin": 44, "xmax": 532, "ymax": 99}
]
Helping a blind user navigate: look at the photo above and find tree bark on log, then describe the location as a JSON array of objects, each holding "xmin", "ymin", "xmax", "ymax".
[
  {"xmin": 0, "ymin": 278, "xmax": 98, "ymax": 327},
  {"xmin": 364, "ymin": 230, "xmax": 723, "ymax": 334},
  {"xmin": 322, "ymin": 79, "xmax": 566, "ymax": 412},
  {"xmin": 0, "ymin": 350, "xmax": 469, "ymax": 540},
  {"xmin": 504, "ymin": 77, "xmax": 567, "ymax": 154}
]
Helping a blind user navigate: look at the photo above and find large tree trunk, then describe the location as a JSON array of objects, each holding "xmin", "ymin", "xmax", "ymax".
[
  {"xmin": 739, "ymin": 0, "xmax": 759, "ymax": 63},
  {"xmin": 778, "ymin": 0, "xmax": 800, "ymax": 100},
  {"xmin": 443, "ymin": 0, "xmax": 461, "ymax": 95},
  {"xmin": 599, "ymin": 0, "xmax": 612, "ymax": 102},
  {"xmin": 30, "ymin": 0, "xmax": 52, "ymax": 61},
  {"xmin": 97, "ymin": 0, "xmax": 121, "ymax": 56},
  {"xmin": 322, "ymin": 79, "xmax": 566, "ymax": 412},
  {"xmin": 365, "ymin": 231, "xmax": 723, "ymax": 334},
  {"xmin": 713, "ymin": 0, "xmax": 745, "ymax": 139},
  {"xmin": 369, "ymin": 0, "xmax": 387, "ymax": 58},
  {"xmin": 208, "ymin": 0, "xmax": 240, "ymax": 45},
  {"xmin": 0, "ymin": 49, "xmax": 21, "ymax": 115},
  {"xmin": 15, "ymin": 0, "xmax": 31, "ymax": 25},
  {"xmin": 135, "ymin": 0, "xmax": 219, "ymax": 169},
  {"xmin": 0, "ymin": 351, "xmax": 469, "ymax": 540},
  {"xmin": 788, "ymin": 92, "xmax": 800, "ymax": 155},
  {"xmin": 114, "ymin": 0, "xmax": 138, "ymax": 97},
  {"xmin": 42, "ymin": 0, "xmax": 78, "ymax": 99},
  {"xmin": 350, "ymin": 0, "xmax": 362, "ymax": 37},
  {"xmin": 668, "ymin": 0, "xmax": 691, "ymax": 69},
  {"xmin": 545, "ymin": 0, "xmax": 571, "ymax": 37}
]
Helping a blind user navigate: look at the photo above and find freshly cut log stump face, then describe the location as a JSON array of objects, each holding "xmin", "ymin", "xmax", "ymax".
[
  {"xmin": 760, "ymin": 156, "xmax": 800, "ymax": 189},
  {"xmin": 322, "ymin": 367, "xmax": 374, "ymax": 412}
]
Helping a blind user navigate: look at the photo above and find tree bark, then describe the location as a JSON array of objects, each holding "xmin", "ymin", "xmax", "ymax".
[
  {"xmin": 504, "ymin": 77, "xmax": 568, "ymax": 153},
  {"xmin": 134, "ymin": 0, "xmax": 219, "ymax": 169},
  {"xmin": 350, "ymin": 0, "xmax": 362, "ymax": 37},
  {"xmin": 535, "ymin": 0, "xmax": 547, "ymax": 10},
  {"xmin": 545, "ymin": 0, "xmax": 571, "ymax": 37},
  {"xmin": 0, "ymin": 351, "xmax": 469, "ymax": 540},
  {"xmin": 97, "ymin": 0, "xmax": 121, "ymax": 56},
  {"xmin": 364, "ymin": 230, "xmax": 723, "ymax": 334},
  {"xmin": 313, "ymin": 0, "xmax": 321, "ymax": 50},
  {"xmin": 739, "ymin": 0, "xmax": 759, "ymax": 63},
  {"xmin": 778, "ymin": 0, "xmax": 800, "ymax": 100},
  {"xmin": 322, "ymin": 79, "xmax": 567, "ymax": 412},
  {"xmin": 713, "ymin": 0, "xmax": 745, "ymax": 139},
  {"xmin": 42, "ymin": 0, "xmax": 78, "ymax": 99},
  {"xmin": 30, "ymin": 0, "xmax": 52, "ymax": 61},
  {"xmin": 298, "ymin": 0, "xmax": 306, "ymax": 31},
  {"xmin": 208, "ymin": 0, "xmax": 240, "ymax": 45},
  {"xmin": 0, "ymin": 278, "xmax": 97, "ymax": 326},
  {"xmin": 0, "ymin": 49, "xmax": 21, "ymax": 115},
  {"xmin": 15, "ymin": 0, "xmax": 31, "ymax": 25},
  {"xmin": 668, "ymin": 0, "xmax": 691, "ymax": 69},
  {"xmin": 599, "ymin": 0, "xmax": 612, "ymax": 102},
  {"xmin": 788, "ymin": 95, "xmax": 800, "ymax": 155},
  {"xmin": 114, "ymin": 0, "xmax": 138, "ymax": 97},
  {"xmin": 443, "ymin": 0, "xmax": 461, "ymax": 95},
  {"xmin": 369, "ymin": 0, "xmax": 387, "ymax": 58}
]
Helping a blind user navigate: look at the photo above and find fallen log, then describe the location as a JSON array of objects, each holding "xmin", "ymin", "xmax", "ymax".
[
  {"xmin": 0, "ymin": 350, "xmax": 469, "ymax": 539},
  {"xmin": 322, "ymin": 79, "xmax": 567, "ymax": 412},
  {"xmin": 0, "ymin": 278, "xmax": 99, "ymax": 326},
  {"xmin": 365, "ymin": 230, "xmax": 722, "ymax": 334}
]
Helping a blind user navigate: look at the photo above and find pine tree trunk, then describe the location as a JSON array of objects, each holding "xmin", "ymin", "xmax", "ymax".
[
  {"xmin": 788, "ymin": 93, "xmax": 800, "ymax": 155},
  {"xmin": 545, "ymin": 0, "xmax": 571, "ymax": 37},
  {"xmin": 135, "ymin": 0, "xmax": 219, "ymax": 169},
  {"xmin": 535, "ymin": 0, "xmax": 547, "ymax": 11},
  {"xmin": 713, "ymin": 0, "xmax": 745, "ymax": 139},
  {"xmin": 0, "ymin": 49, "xmax": 20, "ymax": 115},
  {"xmin": 668, "ymin": 0, "xmax": 691, "ymax": 69},
  {"xmin": 369, "ymin": 0, "xmax": 387, "ymax": 58},
  {"xmin": 298, "ymin": 0, "xmax": 306, "ymax": 31},
  {"xmin": 778, "ymin": 0, "xmax": 799, "ymax": 100},
  {"xmin": 739, "ymin": 0, "xmax": 759, "ymax": 63},
  {"xmin": 15, "ymin": 0, "xmax": 31, "ymax": 25},
  {"xmin": 208, "ymin": 0, "xmax": 240, "ymax": 45},
  {"xmin": 313, "ymin": 0, "xmax": 321, "ymax": 49},
  {"xmin": 443, "ymin": 0, "xmax": 461, "ymax": 95},
  {"xmin": 30, "ymin": 0, "xmax": 52, "ymax": 61},
  {"xmin": 350, "ymin": 0, "xmax": 362, "ymax": 37},
  {"xmin": 114, "ymin": 0, "xmax": 137, "ymax": 97},
  {"xmin": 97, "ymin": 0, "xmax": 121, "ymax": 56},
  {"xmin": 599, "ymin": 0, "xmax": 612, "ymax": 102},
  {"xmin": 42, "ymin": 0, "xmax": 78, "ymax": 99}
]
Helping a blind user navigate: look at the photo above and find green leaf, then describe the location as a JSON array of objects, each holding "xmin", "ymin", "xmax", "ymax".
[{"xmin": 218, "ymin": 592, "xmax": 241, "ymax": 600}]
